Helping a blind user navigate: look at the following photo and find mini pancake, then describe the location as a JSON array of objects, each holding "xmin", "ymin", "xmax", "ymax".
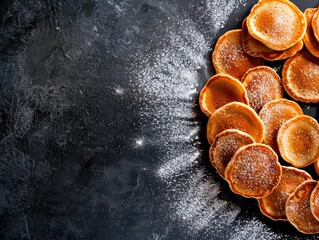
[
  {"xmin": 225, "ymin": 143, "xmax": 281, "ymax": 199},
  {"xmin": 312, "ymin": 8, "xmax": 319, "ymax": 44},
  {"xmin": 241, "ymin": 66, "xmax": 283, "ymax": 113},
  {"xmin": 311, "ymin": 181, "xmax": 319, "ymax": 222},
  {"xmin": 246, "ymin": 0, "xmax": 306, "ymax": 51},
  {"xmin": 242, "ymin": 18, "xmax": 284, "ymax": 60},
  {"xmin": 209, "ymin": 129, "xmax": 255, "ymax": 179},
  {"xmin": 212, "ymin": 29, "xmax": 264, "ymax": 80},
  {"xmin": 199, "ymin": 74, "xmax": 249, "ymax": 117},
  {"xmin": 282, "ymin": 48, "xmax": 319, "ymax": 103},
  {"xmin": 206, "ymin": 102, "xmax": 265, "ymax": 145},
  {"xmin": 242, "ymin": 18, "xmax": 303, "ymax": 61},
  {"xmin": 277, "ymin": 115, "xmax": 319, "ymax": 168},
  {"xmin": 286, "ymin": 180, "xmax": 319, "ymax": 234},
  {"xmin": 258, "ymin": 166, "xmax": 312, "ymax": 221},
  {"xmin": 259, "ymin": 99, "xmax": 303, "ymax": 154},
  {"xmin": 303, "ymin": 8, "xmax": 319, "ymax": 59}
]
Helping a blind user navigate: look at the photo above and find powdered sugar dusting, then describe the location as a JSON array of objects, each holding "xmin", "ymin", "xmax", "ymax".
[
  {"xmin": 212, "ymin": 130, "xmax": 255, "ymax": 178},
  {"xmin": 173, "ymin": 169, "xmax": 241, "ymax": 231},
  {"xmin": 190, "ymin": 0, "xmax": 248, "ymax": 36},
  {"xmin": 131, "ymin": 0, "xmax": 242, "ymax": 234},
  {"xmin": 130, "ymin": 0, "xmax": 307, "ymax": 238},
  {"xmin": 157, "ymin": 148, "xmax": 200, "ymax": 179},
  {"xmin": 230, "ymin": 217, "xmax": 281, "ymax": 240}
]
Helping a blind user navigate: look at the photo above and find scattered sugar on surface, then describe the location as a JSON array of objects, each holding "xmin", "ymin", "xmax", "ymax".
[
  {"xmin": 157, "ymin": 148, "xmax": 200, "ymax": 180},
  {"xmin": 172, "ymin": 169, "xmax": 241, "ymax": 231},
  {"xmin": 130, "ymin": 0, "xmax": 244, "ymax": 236},
  {"xmin": 130, "ymin": 0, "xmax": 313, "ymax": 238},
  {"xmin": 229, "ymin": 217, "xmax": 281, "ymax": 240},
  {"xmin": 190, "ymin": 0, "xmax": 248, "ymax": 34}
]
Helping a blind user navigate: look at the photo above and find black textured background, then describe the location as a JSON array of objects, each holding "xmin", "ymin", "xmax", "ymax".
[{"xmin": 1, "ymin": 0, "xmax": 319, "ymax": 239}]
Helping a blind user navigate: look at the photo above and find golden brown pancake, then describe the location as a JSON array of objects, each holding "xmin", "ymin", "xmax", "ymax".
[
  {"xmin": 246, "ymin": 0, "xmax": 306, "ymax": 51},
  {"xmin": 282, "ymin": 48, "xmax": 319, "ymax": 103},
  {"xmin": 303, "ymin": 8, "xmax": 319, "ymax": 58},
  {"xmin": 277, "ymin": 115, "xmax": 319, "ymax": 168},
  {"xmin": 258, "ymin": 166, "xmax": 312, "ymax": 221},
  {"xmin": 242, "ymin": 18, "xmax": 303, "ymax": 60},
  {"xmin": 209, "ymin": 129, "xmax": 255, "ymax": 179},
  {"xmin": 242, "ymin": 18, "xmax": 284, "ymax": 59},
  {"xmin": 310, "ymin": 181, "xmax": 319, "ymax": 222},
  {"xmin": 259, "ymin": 99, "xmax": 303, "ymax": 154},
  {"xmin": 312, "ymin": 8, "xmax": 319, "ymax": 44},
  {"xmin": 212, "ymin": 29, "xmax": 264, "ymax": 80},
  {"xmin": 225, "ymin": 143, "xmax": 281, "ymax": 199},
  {"xmin": 199, "ymin": 74, "xmax": 249, "ymax": 117},
  {"xmin": 241, "ymin": 66, "xmax": 283, "ymax": 113},
  {"xmin": 206, "ymin": 102, "xmax": 265, "ymax": 145},
  {"xmin": 286, "ymin": 180, "xmax": 319, "ymax": 234}
]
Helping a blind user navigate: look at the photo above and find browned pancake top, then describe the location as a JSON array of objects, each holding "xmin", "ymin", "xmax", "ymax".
[
  {"xmin": 241, "ymin": 66, "xmax": 283, "ymax": 113},
  {"xmin": 206, "ymin": 102, "xmax": 265, "ymax": 145},
  {"xmin": 212, "ymin": 29, "xmax": 264, "ymax": 80},
  {"xmin": 199, "ymin": 74, "xmax": 249, "ymax": 117},
  {"xmin": 282, "ymin": 48, "xmax": 319, "ymax": 103},
  {"xmin": 277, "ymin": 115, "xmax": 319, "ymax": 168},
  {"xmin": 225, "ymin": 143, "xmax": 282, "ymax": 199},
  {"xmin": 246, "ymin": 0, "xmax": 306, "ymax": 51}
]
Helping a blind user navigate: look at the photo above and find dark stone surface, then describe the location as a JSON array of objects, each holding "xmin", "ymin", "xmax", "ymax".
[{"xmin": 0, "ymin": 0, "xmax": 319, "ymax": 239}]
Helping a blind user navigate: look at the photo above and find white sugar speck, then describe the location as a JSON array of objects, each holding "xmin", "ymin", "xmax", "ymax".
[
  {"xmin": 115, "ymin": 87, "xmax": 124, "ymax": 95},
  {"xmin": 135, "ymin": 138, "xmax": 144, "ymax": 147}
]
